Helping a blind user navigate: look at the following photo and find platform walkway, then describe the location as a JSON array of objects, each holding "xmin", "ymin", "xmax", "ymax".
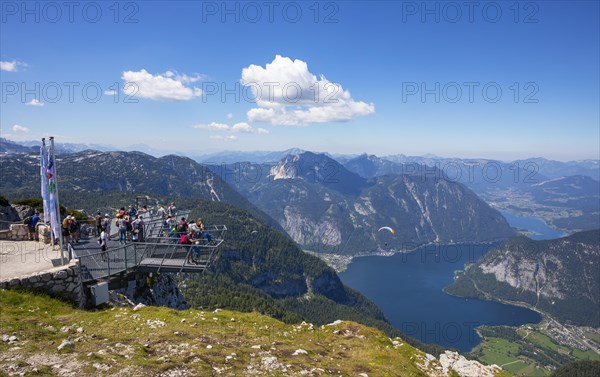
[{"xmin": 70, "ymin": 211, "xmax": 226, "ymax": 283}]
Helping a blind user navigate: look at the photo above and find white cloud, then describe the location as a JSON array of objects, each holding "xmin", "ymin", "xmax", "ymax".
[
  {"xmin": 25, "ymin": 99, "xmax": 44, "ymax": 107},
  {"xmin": 193, "ymin": 121, "xmax": 269, "ymax": 135},
  {"xmin": 231, "ymin": 122, "xmax": 269, "ymax": 134},
  {"xmin": 121, "ymin": 69, "xmax": 203, "ymax": 101},
  {"xmin": 0, "ymin": 60, "xmax": 26, "ymax": 72},
  {"xmin": 193, "ymin": 122, "xmax": 230, "ymax": 131},
  {"xmin": 104, "ymin": 90, "xmax": 117, "ymax": 96},
  {"xmin": 209, "ymin": 135, "xmax": 238, "ymax": 141},
  {"xmin": 240, "ymin": 55, "xmax": 374, "ymax": 126},
  {"xmin": 12, "ymin": 124, "xmax": 29, "ymax": 133},
  {"xmin": 227, "ymin": 113, "xmax": 234, "ymax": 119}
]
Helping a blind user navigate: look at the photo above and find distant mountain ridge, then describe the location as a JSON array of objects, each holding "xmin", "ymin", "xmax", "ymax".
[
  {"xmin": 1, "ymin": 138, "xmax": 168, "ymax": 157},
  {"xmin": 0, "ymin": 138, "xmax": 38, "ymax": 154},
  {"xmin": 0, "ymin": 150, "xmax": 281, "ymax": 230},
  {"xmin": 4, "ymin": 138, "xmax": 597, "ymax": 180},
  {"xmin": 446, "ymin": 229, "xmax": 600, "ymax": 327},
  {"xmin": 3, "ymin": 140, "xmax": 597, "ymax": 233}
]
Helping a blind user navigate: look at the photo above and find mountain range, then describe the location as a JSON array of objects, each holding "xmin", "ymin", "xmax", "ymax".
[
  {"xmin": 1, "ymin": 149, "xmax": 517, "ymax": 255},
  {"xmin": 213, "ymin": 151, "xmax": 516, "ymax": 254},
  {"xmin": 1, "ymin": 143, "xmax": 598, "ymax": 374},
  {"xmin": 341, "ymin": 153, "xmax": 600, "ymax": 233},
  {"xmin": 5, "ymin": 137, "xmax": 597, "ymax": 180},
  {"xmin": 445, "ymin": 229, "xmax": 600, "ymax": 327},
  {"xmin": 0, "ymin": 150, "xmax": 280, "ymax": 231}
]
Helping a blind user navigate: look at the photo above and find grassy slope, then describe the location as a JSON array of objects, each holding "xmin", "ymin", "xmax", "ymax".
[{"xmin": 0, "ymin": 289, "xmax": 440, "ymax": 377}]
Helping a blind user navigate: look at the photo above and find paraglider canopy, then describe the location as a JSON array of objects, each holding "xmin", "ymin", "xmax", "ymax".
[{"xmin": 378, "ymin": 226, "xmax": 395, "ymax": 235}]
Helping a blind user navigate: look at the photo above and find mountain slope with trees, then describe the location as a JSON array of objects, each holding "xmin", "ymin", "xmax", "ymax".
[{"xmin": 446, "ymin": 230, "xmax": 600, "ymax": 327}]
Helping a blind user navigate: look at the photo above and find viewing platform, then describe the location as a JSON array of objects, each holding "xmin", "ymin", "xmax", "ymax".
[{"xmin": 70, "ymin": 211, "xmax": 227, "ymax": 283}]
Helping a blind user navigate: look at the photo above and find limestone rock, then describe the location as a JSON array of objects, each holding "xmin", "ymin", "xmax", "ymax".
[{"xmin": 57, "ymin": 339, "xmax": 75, "ymax": 351}]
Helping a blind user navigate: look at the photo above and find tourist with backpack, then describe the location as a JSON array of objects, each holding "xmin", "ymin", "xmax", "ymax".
[
  {"xmin": 62, "ymin": 215, "xmax": 71, "ymax": 244},
  {"xmin": 95, "ymin": 211, "xmax": 103, "ymax": 236},
  {"xmin": 180, "ymin": 231, "xmax": 198, "ymax": 264},
  {"xmin": 132, "ymin": 215, "xmax": 145, "ymax": 242},
  {"xmin": 129, "ymin": 205, "xmax": 137, "ymax": 219},
  {"xmin": 167, "ymin": 202, "xmax": 177, "ymax": 217},
  {"xmin": 69, "ymin": 214, "xmax": 79, "ymax": 243},
  {"xmin": 27, "ymin": 212, "xmax": 41, "ymax": 241},
  {"xmin": 177, "ymin": 217, "xmax": 188, "ymax": 235},
  {"xmin": 118, "ymin": 215, "xmax": 127, "ymax": 244}
]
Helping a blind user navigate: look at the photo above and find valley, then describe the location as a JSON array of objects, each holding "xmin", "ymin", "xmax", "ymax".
[
  {"xmin": 0, "ymin": 141, "xmax": 598, "ymax": 376},
  {"xmin": 3, "ymin": 3, "xmax": 598, "ymax": 375}
]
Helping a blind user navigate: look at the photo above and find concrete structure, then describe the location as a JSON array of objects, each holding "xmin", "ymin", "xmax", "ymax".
[{"xmin": 0, "ymin": 260, "xmax": 83, "ymax": 307}]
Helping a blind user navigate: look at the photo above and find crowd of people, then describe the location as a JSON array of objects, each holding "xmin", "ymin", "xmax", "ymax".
[
  {"xmin": 22, "ymin": 200, "xmax": 214, "ymax": 266},
  {"xmin": 90, "ymin": 202, "xmax": 211, "ymax": 264}
]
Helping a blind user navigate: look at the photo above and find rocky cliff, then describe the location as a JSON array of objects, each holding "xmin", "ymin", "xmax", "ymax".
[
  {"xmin": 446, "ymin": 230, "xmax": 600, "ymax": 326},
  {"xmin": 110, "ymin": 273, "xmax": 189, "ymax": 310}
]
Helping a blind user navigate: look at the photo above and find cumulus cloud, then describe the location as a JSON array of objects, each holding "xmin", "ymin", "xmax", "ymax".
[
  {"xmin": 193, "ymin": 122, "xmax": 269, "ymax": 135},
  {"xmin": 25, "ymin": 99, "xmax": 44, "ymax": 107},
  {"xmin": 121, "ymin": 69, "xmax": 203, "ymax": 101},
  {"xmin": 0, "ymin": 60, "xmax": 26, "ymax": 72},
  {"xmin": 12, "ymin": 124, "xmax": 29, "ymax": 133},
  {"xmin": 240, "ymin": 55, "xmax": 374, "ymax": 126}
]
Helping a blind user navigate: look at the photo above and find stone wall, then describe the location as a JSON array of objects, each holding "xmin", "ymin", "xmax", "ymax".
[
  {"xmin": 0, "ymin": 224, "xmax": 51, "ymax": 243},
  {"xmin": 0, "ymin": 260, "xmax": 84, "ymax": 307},
  {"xmin": 38, "ymin": 224, "xmax": 52, "ymax": 244},
  {"xmin": 0, "ymin": 224, "xmax": 29, "ymax": 241}
]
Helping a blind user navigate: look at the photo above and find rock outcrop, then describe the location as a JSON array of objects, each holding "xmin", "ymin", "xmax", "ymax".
[
  {"xmin": 437, "ymin": 351, "xmax": 502, "ymax": 377},
  {"xmin": 110, "ymin": 273, "xmax": 189, "ymax": 310}
]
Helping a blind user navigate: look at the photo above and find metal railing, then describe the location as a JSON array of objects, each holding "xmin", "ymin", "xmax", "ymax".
[
  {"xmin": 71, "ymin": 219, "xmax": 226, "ymax": 283},
  {"xmin": 0, "ymin": 219, "xmax": 23, "ymax": 232}
]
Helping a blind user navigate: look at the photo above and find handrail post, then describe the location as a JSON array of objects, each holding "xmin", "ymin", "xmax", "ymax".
[{"xmin": 107, "ymin": 247, "xmax": 111, "ymax": 277}]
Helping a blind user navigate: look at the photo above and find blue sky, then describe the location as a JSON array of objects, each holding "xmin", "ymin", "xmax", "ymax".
[{"xmin": 1, "ymin": 1, "xmax": 598, "ymax": 161}]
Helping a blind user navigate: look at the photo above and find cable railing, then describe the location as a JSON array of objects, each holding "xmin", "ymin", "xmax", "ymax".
[{"xmin": 0, "ymin": 219, "xmax": 25, "ymax": 232}]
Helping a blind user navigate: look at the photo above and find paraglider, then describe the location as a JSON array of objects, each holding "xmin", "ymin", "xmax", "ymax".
[
  {"xmin": 250, "ymin": 230, "xmax": 259, "ymax": 235},
  {"xmin": 378, "ymin": 226, "xmax": 395, "ymax": 235}
]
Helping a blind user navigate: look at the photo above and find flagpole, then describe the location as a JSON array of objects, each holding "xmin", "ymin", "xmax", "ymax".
[
  {"xmin": 41, "ymin": 138, "xmax": 54, "ymax": 246},
  {"xmin": 50, "ymin": 137, "xmax": 65, "ymax": 264}
]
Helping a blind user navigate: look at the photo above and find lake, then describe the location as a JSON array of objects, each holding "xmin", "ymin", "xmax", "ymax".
[
  {"xmin": 339, "ymin": 244, "xmax": 542, "ymax": 352},
  {"xmin": 500, "ymin": 210, "xmax": 566, "ymax": 240}
]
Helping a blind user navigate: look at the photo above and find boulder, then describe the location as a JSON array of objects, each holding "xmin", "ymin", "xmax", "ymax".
[
  {"xmin": 0, "ymin": 205, "xmax": 21, "ymax": 222},
  {"xmin": 12, "ymin": 204, "xmax": 35, "ymax": 221},
  {"xmin": 57, "ymin": 339, "xmax": 74, "ymax": 351},
  {"xmin": 439, "ymin": 351, "xmax": 501, "ymax": 377}
]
